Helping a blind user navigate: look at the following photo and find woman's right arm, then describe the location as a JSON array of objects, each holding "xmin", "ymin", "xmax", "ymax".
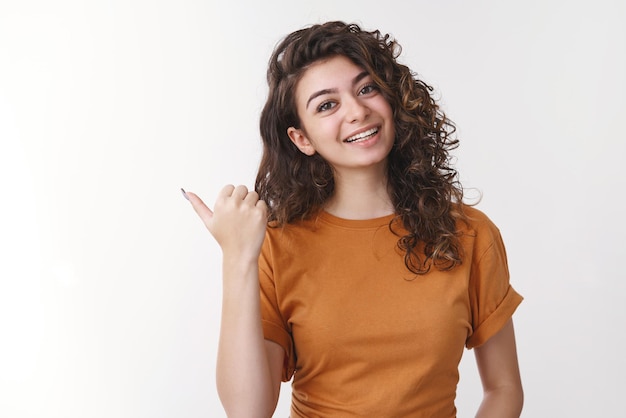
[{"xmin": 185, "ymin": 185, "xmax": 284, "ymax": 418}]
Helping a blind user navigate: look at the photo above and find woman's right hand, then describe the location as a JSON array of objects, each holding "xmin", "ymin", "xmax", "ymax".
[{"xmin": 184, "ymin": 185, "xmax": 268, "ymax": 261}]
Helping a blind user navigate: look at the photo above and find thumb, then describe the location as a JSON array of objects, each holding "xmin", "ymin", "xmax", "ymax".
[{"xmin": 181, "ymin": 188, "xmax": 214, "ymax": 223}]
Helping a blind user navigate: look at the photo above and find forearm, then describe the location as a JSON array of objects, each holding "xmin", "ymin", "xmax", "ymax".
[
  {"xmin": 475, "ymin": 385, "xmax": 523, "ymax": 418},
  {"xmin": 216, "ymin": 257, "xmax": 277, "ymax": 418}
]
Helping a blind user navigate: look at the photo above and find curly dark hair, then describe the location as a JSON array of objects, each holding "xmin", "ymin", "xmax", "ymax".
[{"xmin": 255, "ymin": 21, "xmax": 468, "ymax": 274}]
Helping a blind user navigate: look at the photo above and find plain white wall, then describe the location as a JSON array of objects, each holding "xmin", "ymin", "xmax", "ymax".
[{"xmin": 1, "ymin": 0, "xmax": 624, "ymax": 416}]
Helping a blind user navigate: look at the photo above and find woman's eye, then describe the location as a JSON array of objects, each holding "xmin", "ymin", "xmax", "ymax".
[
  {"xmin": 359, "ymin": 84, "xmax": 378, "ymax": 95},
  {"xmin": 317, "ymin": 101, "xmax": 336, "ymax": 112}
]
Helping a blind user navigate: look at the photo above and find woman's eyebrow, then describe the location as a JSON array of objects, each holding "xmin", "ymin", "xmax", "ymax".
[
  {"xmin": 352, "ymin": 71, "xmax": 369, "ymax": 86},
  {"xmin": 305, "ymin": 71, "xmax": 370, "ymax": 109},
  {"xmin": 306, "ymin": 88, "xmax": 337, "ymax": 109}
]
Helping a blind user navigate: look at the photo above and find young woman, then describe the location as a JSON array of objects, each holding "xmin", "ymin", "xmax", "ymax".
[{"xmin": 184, "ymin": 21, "xmax": 523, "ymax": 418}]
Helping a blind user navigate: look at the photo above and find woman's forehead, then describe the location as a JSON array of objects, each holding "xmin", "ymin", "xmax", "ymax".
[{"xmin": 296, "ymin": 56, "xmax": 367, "ymax": 90}]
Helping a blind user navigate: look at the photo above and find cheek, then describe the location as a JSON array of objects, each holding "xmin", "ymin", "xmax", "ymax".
[
  {"xmin": 302, "ymin": 117, "xmax": 336, "ymax": 141},
  {"xmin": 382, "ymin": 100, "xmax": 394, "ymax": 118},
  {"xmin": 372, "ymin": 95, "xmax": 393, "ymax": 117}
]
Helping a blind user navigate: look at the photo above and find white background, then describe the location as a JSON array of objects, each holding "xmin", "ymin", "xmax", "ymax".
[{"xmin": 1, "ymin": 0, "xmax": 625, "ymax": 417}]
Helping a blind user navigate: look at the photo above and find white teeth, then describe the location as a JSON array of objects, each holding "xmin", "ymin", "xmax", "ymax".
[{"xmin": 346, "ymin": 128, "xmax": 378, "ymax": 143}]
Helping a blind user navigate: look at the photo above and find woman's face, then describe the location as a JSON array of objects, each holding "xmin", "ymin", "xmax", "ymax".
[{"xmin": 287, "ymin": 55, "xmax": 395, "ymax": 175}]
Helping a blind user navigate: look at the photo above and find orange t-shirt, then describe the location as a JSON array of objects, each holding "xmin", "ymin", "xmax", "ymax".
[{"xmin": 259, "ymin": 206, "xmax": 522, "ymax": 417}]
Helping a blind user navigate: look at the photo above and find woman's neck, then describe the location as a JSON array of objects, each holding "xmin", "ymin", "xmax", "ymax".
[{"xmin": 324, "ymin": 167, "xmax": 394, "ymax": 220}]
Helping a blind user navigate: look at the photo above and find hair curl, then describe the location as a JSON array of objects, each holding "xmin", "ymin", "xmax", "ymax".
[{"xmin": 255, "ymin": 21, "xmax": 468, "ymax": 275}]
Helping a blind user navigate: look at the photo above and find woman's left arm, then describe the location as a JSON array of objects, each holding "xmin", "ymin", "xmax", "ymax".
[{"xmin": 474, "ymin": 319, "xmax": 524, "ymax": 418}]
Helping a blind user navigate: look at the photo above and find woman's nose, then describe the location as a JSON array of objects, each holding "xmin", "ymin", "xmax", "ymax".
[{"xmin": 344, "ymin": 97, "xmax": 370, "ymax": 123}]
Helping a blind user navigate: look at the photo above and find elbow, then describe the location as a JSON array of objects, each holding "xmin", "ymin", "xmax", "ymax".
[
  {"xmin": 217, "ymin": 386, "xmax": 278, "ymax": 418},
  {"xmin": 478, "ymin": 383, "xmax": 524, "ymax": 418},
  {"xmin": 506, "ymin": 384, "xmax": 524, "ymax": 415},
  {"xmin": 220, "ymin": 399, "xmax": 275, "ymax": 418},
  {"xmin": 223, "ymin": 408, "xmax": 274, "ymax": 418},
  {"xmin": 516, "ymin": 385, "xmax": 524, "ymax": 415},
  {"xmin": 507, "ymin": 380, "xmax": 524, "ymax": 414}
]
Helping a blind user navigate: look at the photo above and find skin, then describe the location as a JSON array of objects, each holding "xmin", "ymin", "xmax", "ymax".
[
  {"xmin": 185, "ymin": 55, "xmax": 523, "ymax": 417},
  {"xmin": 287, "ymin": 55, "xmax": 396, "ymax": 219},
  {"xmin": 474, "ymin": 320, "xmax": 524, "ymax": 417},
  {"xmin": 186, "ymin": 186, "xmax": 282, "ymax": 418}
]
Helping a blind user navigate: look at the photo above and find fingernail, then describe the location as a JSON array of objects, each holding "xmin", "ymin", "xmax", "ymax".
[{"xmin": 181, "ymin": 188, "xmax": 189, "ymax": 200}]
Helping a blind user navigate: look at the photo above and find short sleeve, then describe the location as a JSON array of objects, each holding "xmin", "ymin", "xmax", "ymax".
[
  {"xmin": 465, "ymin": 218, "xmax": 523, "ymax": 349},
  {"xmin": 258, "ymin": 234, "xmax": 296, "ymax": 381}
]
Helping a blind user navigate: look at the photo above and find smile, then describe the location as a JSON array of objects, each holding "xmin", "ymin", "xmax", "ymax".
[{"xmin": 345, "ymin": 127, "xmax": 379, "ymax": 143}]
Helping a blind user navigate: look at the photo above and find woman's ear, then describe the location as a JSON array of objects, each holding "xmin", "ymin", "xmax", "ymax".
[{"xmin": 287, "ymin": 127, "xmax": 316, "ymax": 156}]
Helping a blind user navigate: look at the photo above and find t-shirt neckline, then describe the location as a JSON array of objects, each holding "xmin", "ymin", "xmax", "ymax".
[{"xmin": 317, "ymin": 210, "xmax": 397, "ymax": 229}]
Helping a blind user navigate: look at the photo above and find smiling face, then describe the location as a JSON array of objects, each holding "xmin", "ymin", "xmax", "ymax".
[{"xmin": 287, "ymin": 55, "xmax": 395, "ymax": 176}]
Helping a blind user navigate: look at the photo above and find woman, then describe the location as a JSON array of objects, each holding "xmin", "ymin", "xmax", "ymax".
[{"xmin": 184, "ymin": 21, "xmax": 523, "ymax": 418}]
